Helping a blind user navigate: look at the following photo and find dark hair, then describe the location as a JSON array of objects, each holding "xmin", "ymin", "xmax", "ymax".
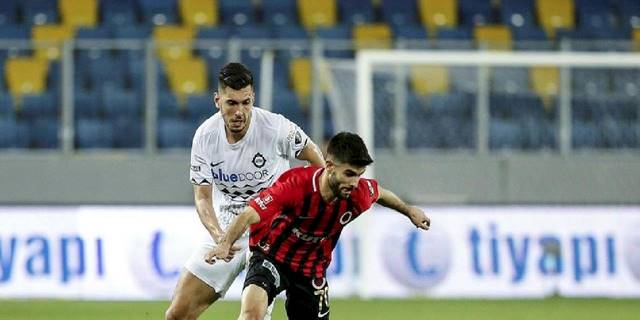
[
  {"xmin": 219, "ymin": 62, "xmax": 253, "ymax": 90},
  {"xmin": 327, "ymin": 132, "xmax": 374, "ymax": 167}
]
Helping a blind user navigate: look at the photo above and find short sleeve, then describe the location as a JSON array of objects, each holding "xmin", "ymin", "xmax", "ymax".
[
  {"xmin": 275, "ymin": 116, "xmax": 309, "ymax": 159},
  {"xmin": 249, "ymin": 173, "xmax": 295, "ymax": 222},
  {"xmin": 190, "ymin": 133, "xmax": 213, "ymax": 185}
]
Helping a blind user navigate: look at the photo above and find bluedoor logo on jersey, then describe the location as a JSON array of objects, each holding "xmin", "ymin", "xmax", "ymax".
[
  {"xmin": 381, "ymin": 226, "xmax": 451, "ymax": 290},
  {"xmin": 211, "ymin": 168, "xmax": 270, "ymax": 183}
]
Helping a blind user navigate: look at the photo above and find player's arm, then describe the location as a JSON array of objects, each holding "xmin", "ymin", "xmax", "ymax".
[
  {"xmin": 204, "ymin": 206, "xmax": 261, "ymax": 264},
  {"xmin": 296, "ymin": 139, "xmax": 325, "ymax": 167},
  {"xmin": 193, "ymin": 185, "xmax": 225, "ymax": 242},
  {"xmin": 377, "ymin": 186, "xmax": 430, "ymax": 230}
]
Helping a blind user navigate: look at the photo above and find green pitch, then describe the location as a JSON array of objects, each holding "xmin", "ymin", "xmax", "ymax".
[{"xmin": 1, "ymin": 298, "xmax": 638, "ymax": 320}]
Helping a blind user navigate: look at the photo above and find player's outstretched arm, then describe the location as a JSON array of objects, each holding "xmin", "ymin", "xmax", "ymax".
[
  {"xmin": 296, "ymin": 140, "xmax": 326, "ymax": 167},
  {"xmin": 377, "ymin": 187, "xmax": 430, "ymax": 231},
  {"xmin": 193, "ymin": 185, "xmax": 225, "ymax": 242},
  {"xmin": 204, "ymin": 206, "xmax": 261, "ymax": 264}
]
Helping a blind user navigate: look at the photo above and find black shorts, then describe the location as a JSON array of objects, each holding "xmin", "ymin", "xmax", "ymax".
[{"xmin": 244, "ymin": 251, "xmax": 330, "ymax": 320}]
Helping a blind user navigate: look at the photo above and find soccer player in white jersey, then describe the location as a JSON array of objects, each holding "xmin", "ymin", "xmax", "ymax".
[{"xmin": 165, "ymin": 63, "xmax": 325, "ymax": 320}]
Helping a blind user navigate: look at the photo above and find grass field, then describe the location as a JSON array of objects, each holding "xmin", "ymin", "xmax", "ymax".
[{"xmin": 1, "ymin": 298, "xmax": 639, "ymax": 320}]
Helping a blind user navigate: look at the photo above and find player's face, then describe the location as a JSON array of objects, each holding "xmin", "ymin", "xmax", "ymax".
[
  {"xmin": 328, "ymin": 161, "xmax": 366, "ymax": 199},
  {"xmin": 215, "ymin": 85, "xmax": 254, "ymax": 134}
]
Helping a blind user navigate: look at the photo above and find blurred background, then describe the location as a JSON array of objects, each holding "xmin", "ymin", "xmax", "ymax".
[{"xmin": 0, "ymin": 0, "xmax": 639, "ymax": 319}]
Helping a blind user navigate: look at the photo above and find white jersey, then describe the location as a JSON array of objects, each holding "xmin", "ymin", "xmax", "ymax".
[{"xmin": 189, "ymin": 107, "xmax": 309, "ymax": 232}]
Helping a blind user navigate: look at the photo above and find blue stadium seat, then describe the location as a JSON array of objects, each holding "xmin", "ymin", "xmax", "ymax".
[
  {"xmin": 76, "ymin": 27, "xmax": 113, "ymax": 40},
  {"xmin": 74, "ymin": 91, "xmax": 102, "ymax": 119},
  {"xmin": 22, "ymin": 0, "xmax": 58, "ymax": 25},
  {"xmin": 572, "ymin": 120, "xmax": 602, "ymax": 148},
  {"xmin": 0, "ymin": 26, "xmax": 30, "ymax": 39},
  {"xmin": 0, "ymin": 118, "xmax": 28, "ymax": 148},
  {"xmin": 138, "ymin": 0, "xmax": 177, "ymax": 26},
  {"xmin": 87, "ymin": 56, "xmax": 127, "ymax": 90},
  {"xmin": 612, "ymin": 69, "xmax": 640, "ymax": 97},
  {"xmin": 186, "ymin": 94, "xmax": 213, "ymax": 124},
  {"xmin": 393, "ymin": 25, "xmax": 427, "ymax": 41},
  {"xmin": 113, "ymin": 117, "xmax": 143, "ymax": 148},
  {"xmin": 339, "ymin": 0, "xmax": 375, "ymax": 25},
  {"xmin": 263, "ymin": 0, "xmax": 297, "ymax": 26},
  {"xmin": 605, "ymin": 99, "xmax": 638, "ymax": 120},
  {"xmin": 490, "ymin": 119, "xmax": 524, "ymax": 150},
  {"xmin": 220, "ymin": 0, "xmax": 255, "ymax": 26},
  {"xmin": 381, "ymin": 0, "xmax": 418, "ymax": 27},
  {"xmin": 0, "ymin": 0, "xmax": 18, "ymax": 26},
  {"xmin": 572, "ymin": 69, "xmax": 610, "ymax": 97},
  {"xmin": 102, "ymin": 0, "xmax": 139, "ymax": 26},
  {"xmin": 491, "ymin": 67, "xmax": 530, "ymax": 94},
  {"xmin": 158, "ymin": 118, "xmax": 192, "ymax": 148},
  {"xmin": 0, "ymin": 94, "xmax": 15, "ymax": 118},
  {"xmin": 428, "ymin": 92, "xmax": 473, "ymax": 118},
  {"xmin": 113, "ymin": 26, "xmax": 152, "ymax": 39},
  {"xmin": 617, "ymin": 0, "xmax": 640, "ymax": 30},
  {"xmin": 233, "ymin": 25, "xmax": 273, "ymax": 39},
  {"xmin": 459, "ymin": 0, "xmax": 493, "ymax": 26},
  {"xmin": 600, "ymin": 116, "xmax": 626, "ymax": 148},
  {"xmin": 158, "ymin": 91, "xmax": 180, "ymax": 119},
  {"xmin": 511, "ymin": 27, "xmax": 553, "ymax": 51},
  {"xmin": 103, "ymin": 89, "xmax": 140, "ymax": 120},
  {"xmin": 197, "ymin": 26, "xmax": 232, "ymax": 40},
  {"xmin": 30, "ymin": 118, "xmax": 59, "ymax": 148},
  {"xmin": 520, "ymin": 116, "xmax": 556, "ymax": 150},
  {"xmin": 450, "ymin": 67, "xmax": 478, "ymax": 92},
  {"xmin": 75, "ymin": 119, "xmax": 115, "ymax": 149},
  {"xmin": 272, "ymin": 89, "xmax": 307, "ymax": 131},
  {"xmin": 21, "ymin": 92, "xmax": 57, "ymax": 120},
  {"xmin": 620, "ymin": 121, "xmax": 638, "ymax": 148},
  {"xmin": 436, "ymin": 27, "xmax": 473, "ymax": 50},
  {"xmin": 502, "ymin": 0, "xmax": 536, "ymax": 29},
  {"xmin": 314, "ymin": 25, "xmax": 353, "ymax": 58},
  {"xmin": 273, "ymin": 27, "xmax": 310, "ymax": 60}
]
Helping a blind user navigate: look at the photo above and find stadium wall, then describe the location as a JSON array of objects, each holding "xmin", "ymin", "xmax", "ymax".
[{"xmin": 0, "ymin": 152, "xmax": 639, "ymax": 204}]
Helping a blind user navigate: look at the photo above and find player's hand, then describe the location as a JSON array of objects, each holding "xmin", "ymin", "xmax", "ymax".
[
  {"xmin": 408, "ymin": 206, "xmax": 430, "ymax": 231},
  {"xmin": 204, "ymin": 243, "xmax": 242, "ymax": 264}
]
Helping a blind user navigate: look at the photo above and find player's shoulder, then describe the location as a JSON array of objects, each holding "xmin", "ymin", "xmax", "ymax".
[
  {"xmin": 252, "ymin": 107, "xmax": 291, "ymax": 131},
  {"xmin": 353, "ymin": 178, "xmax": 379, "ymax": 204},
  {"xmin": 192, "ymin": 113, "xmax": 222, "ymax": 142},
  {"xmin": 276, "ymin": 166, "xmax": 319, "ymax": 186}
]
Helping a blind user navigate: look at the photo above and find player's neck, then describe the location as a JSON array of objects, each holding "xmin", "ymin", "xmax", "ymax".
[{"xmin": 319, "ymin": 171, "xmax": 338, "ymax": 203}]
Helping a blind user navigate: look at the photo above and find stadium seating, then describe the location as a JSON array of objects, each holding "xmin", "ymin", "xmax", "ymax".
[
  {"xmin": 32, "ymin": 25, "xmax": 74, "ymax": 60},
  {"xmin": 30, "ymin": 118, "xmax": 59, "ymax": 148},
  {"xmin": 298, "ymin": 0, "xmax": 337, "ymax": 29},
  {"xmin": 59, "ymin": 0, "xmax": 98, "ymax": 28},
  {"xmin": 158, "ymin": 118, "xmax": 193, "ymax": 148},
  {"xmin": 0, "ymin": 0, "xmax": 637, "ymax": 151},
  {"xmin": 180, "ymin": 0, "xmax": 218, "ymax": 27},
  {"xmin": 5, "ymin": 57, "xmax": 49, "ymax": 99},
  {"xmin": 0, "ymin": 118, "xmax": 29, "ymax": 148}
]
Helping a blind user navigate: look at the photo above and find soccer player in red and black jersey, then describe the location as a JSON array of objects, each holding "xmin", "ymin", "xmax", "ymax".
[{"xmin": 205, "ymin": 132, "xmax": 430, "ymax": 320}]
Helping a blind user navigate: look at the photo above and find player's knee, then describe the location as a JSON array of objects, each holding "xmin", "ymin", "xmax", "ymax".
[
  {"xmin": 239, "ymin": 306, "xmax": 265, "ymax": 320},
  {"xmin": 165, "ymin": 304, "xmax": 194, "ymax": 320}
]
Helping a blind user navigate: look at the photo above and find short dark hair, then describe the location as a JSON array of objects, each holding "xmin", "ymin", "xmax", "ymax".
[
  {"xmin": 327, "ymin": 132, "xmax": 373, "ymax": 167},
  {"xmin": 219, "ymin": 62, "xmax": 253, "ymax": 90}
]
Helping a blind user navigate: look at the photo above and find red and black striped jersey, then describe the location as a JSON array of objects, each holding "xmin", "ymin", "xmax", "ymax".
[{"xmin": 248, "ymin": 166, "xmax": 379, "ymax": 278}]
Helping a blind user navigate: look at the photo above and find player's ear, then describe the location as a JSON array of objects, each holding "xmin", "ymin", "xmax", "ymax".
[
  {"xmin": 213, "ymin": 91, "xmax": 221, "ymax": 110},
  {"xmin": 325, "ymin": 159, "xmax": 335, "ymax": 172}
]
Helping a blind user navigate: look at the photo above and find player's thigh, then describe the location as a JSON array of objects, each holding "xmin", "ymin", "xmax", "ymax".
[
  {"xmin": 243, "ymin": 251, "xmax": 288, "ymax": 308},
  {"xmin": 184, "ymin": 240, "xmax": 248, "ymax": 297},
  {"xmin": 285, "ymin": 276, "xmax": 330, "ymax": 320},
  {"xmin": 167, "ymin": 270, "xmax": 220, "ymax": 317}
]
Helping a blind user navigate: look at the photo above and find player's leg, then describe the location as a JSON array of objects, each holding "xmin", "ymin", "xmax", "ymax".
[
  {"xmin": 285, "ymin": 276, "xmax": 330, "ymax": 320},
  {"xmin": 166, "ymin": 241, "xmax": 248, "ymax": 320},
  {"xmin": 165, "ymin": 270, "xmax": 220, "ymax": 320},
  {"xmin": 240, "ymin": 252, "xmax": 287, "ymax": 320}
]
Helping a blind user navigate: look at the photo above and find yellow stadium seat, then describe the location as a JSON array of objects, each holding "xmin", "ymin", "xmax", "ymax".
[
  {"xmin": 5, "ymin": 57, "xmax": 49, "ymax": 99},
  {"xmin": 59, "ymin": 0, "xmax": 98, "ymax": 27},
  {"xmin": 165, "ymin": 58, "xmax": 208, "ymax": 100},
  {"xmin": 410, "ymin": 65, "xmax": 450, "ymax": 96},
  {"xmin": 353, "ymin": 24, "xmax": 392, "ymax": 49},
  {"xmin": 180, "ymin": 0, "xmax": 218, "ymax": 27},
  {"xmin": 418, "ymin": 0, "xmax": 457, "ymax": 31},
  {"xmin": 536, "ymin": 0, "xmax": 575, "ymax": 38},
  {"xmin": 298, "ymin": 0, "xmax": 337, "ymax": 29},
  {"xmin": 634, "ymin": 29, "xmax": 640, "ymax": 51},
  {"xmin": 32, "ymin": 25, "xmax": 75, "ymax": 60},
  {"xmin": 290, "ymin": 58, "xmax": 312, "ymax": 102},
  {"xmin": 153, "ymin": 26, "xmax": 195, "ymax": 61},
  {"xmin": 530, "ymin": 66, "xmax": 559, "ymax": 105},
  {"xmin": 475, "ymin": 25, "xmax": 512, "ymax": 50}
]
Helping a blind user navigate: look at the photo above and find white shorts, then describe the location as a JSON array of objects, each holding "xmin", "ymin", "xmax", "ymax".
[{"xmin": 184, "ymin": 236, "xmax": 249, "ymax": 298}]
